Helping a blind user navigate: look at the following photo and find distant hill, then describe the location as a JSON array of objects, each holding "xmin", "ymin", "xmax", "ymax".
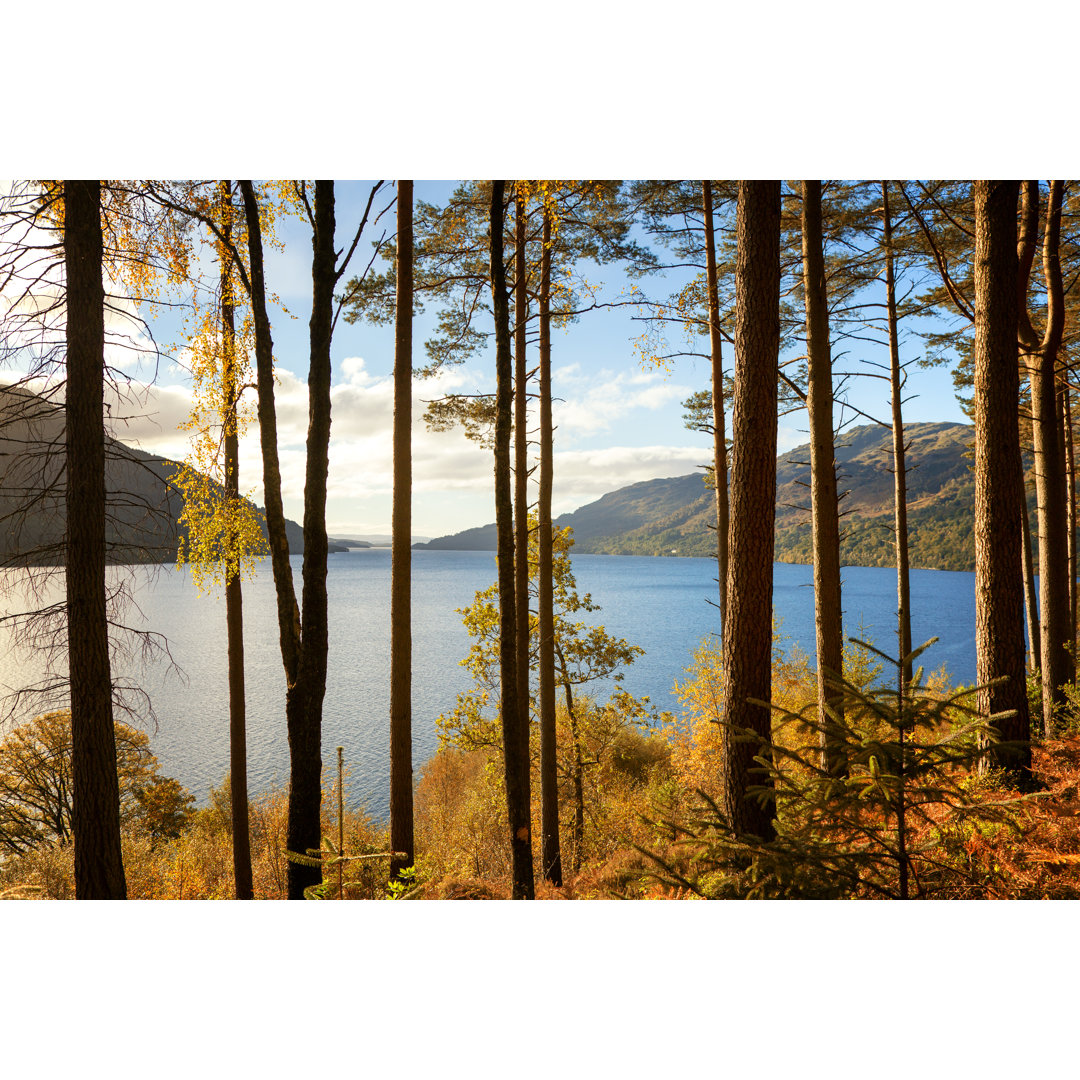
[
  {"xmin": 418, "ymin": 422, "xmax": 986, "ymax": 573},
  {"xmin": 0, "ymin": 384, "xmax": 334, "ymax": 566}
]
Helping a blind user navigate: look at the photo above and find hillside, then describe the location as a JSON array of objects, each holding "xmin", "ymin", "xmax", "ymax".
[
  {"xmin": 419, "ymin": 422, "xmax": 986, "ymax": 572},
  {"xmin": 0, "ymin": 385, "xmax": 328, "ymax": 566}
]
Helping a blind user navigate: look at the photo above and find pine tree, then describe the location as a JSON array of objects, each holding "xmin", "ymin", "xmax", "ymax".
[
  {"xmin": 64, "ymin": 180, "xmax": 127, "ymax": 899},
  {"xmin": 800, "ymin": 180, "xmax": 845, "ymax": 774},
  {"xmin": 490, "ymin": 180, "xmax": 534, "ymax": 899},
  {"xmin": 390, "ymin": 180, "xmax": 415, "ymax": 880},
  {"xmin": 972, "ymin": 180, "xmax": 1032, "ymax": 776},
  {"xmin": 721, "ymin": 180, "xmax": 781, "ymax": 839}
]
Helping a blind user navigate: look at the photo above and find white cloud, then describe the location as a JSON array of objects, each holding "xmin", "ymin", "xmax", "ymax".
[{"xmin": 553, "ymin": 367, "xmax": 692, "ymax": 442}]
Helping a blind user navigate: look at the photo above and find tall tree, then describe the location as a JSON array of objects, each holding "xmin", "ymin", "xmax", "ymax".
[
  {"xmin": 390, "ymin": 180, "xmax": 415, "ymax": 880},
  {"xmin": 904, "ymin": 180, "xmax": 1074, "ymax": 732},
  {"xmin": 721, "ymin": 180, "xmax": 781, "ymax": 839},
  {"xmin": 971, "ymin": 180, "xmax": 1031, "ymax": 776},
  {"xmin": 537, "ymin": 199, "xmax": 561, "ymax": 886},
  {"xmin": 239, "ymin": 179, "xmax": 388, "ymax": 898},
  {"xmin": 219, "ymin": 183, "xmax": 253, "ymax": 898},
  {"xmin": 165, "ymin": 181, "xmax": 264, "ymax": 900},
  {"xmin": 702, "ymin": 180, "xmax": 730, "ymax": 640},
  {"xmin": 800, "ymin": 180, "xmax": 845, "ymax": 775},
  {"xmin": 490, "ymin": 180, "xmax": 534, "ymax": 899},
  {"xmin": 512, "ymin": 185, "xmax": 537, "ymax": 880},
  {"xmin": 1019, "ymin": 180, "xmax": 1071, "ymax": 733},
  {"xmin": 64, "ymin": 179, "xmax": 127, "ymax": 899},
  {"xmin": 880, "ymin": 181, "xmax": 914, "ymax": 690}
]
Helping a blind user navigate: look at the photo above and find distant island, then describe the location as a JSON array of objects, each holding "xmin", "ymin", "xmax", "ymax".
[{"xmin": 417, "ymin": 422, "xmax": 988, "ymax": 574}]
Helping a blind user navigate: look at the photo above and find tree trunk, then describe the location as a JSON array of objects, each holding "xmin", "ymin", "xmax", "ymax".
[
  {"xmin": 285, "ymin": 179, "xmax": 338, "ymax": 900},
  {"xmin": 1022, "ymin": 479, "xmax": 1040, "ymax": 673},
  {"xmin": 702, "ymin": 181, "xmax": 729, "ymax": 638},
  {"xmin": 238, "ymin": 181, "xmax": 301, "ymax": 678},
  {"xmin": 490, "ymin": 180, "xmax": 534, "ymax": 899},
  {"xmin": 558, "ymin": 648, "xmax": 585, "ymax": 874},
  {"xmin": 537, "ymin": 205, "xmax": 562, "ymax": 887},
  {"xmin": 801, "ymin": 180, "xmax": 845, "ymax": 775},
  {"xmin": 390, "ymin": 179, "xmax": 415, "ymax": 881},
  {"xmin": 721, "ymin": 180, "xmax": 780, "ymax": 840},
  {"xmin": 1018, "ymin": 180, "xmax": 1070, "ymax": 735},
  {"xmin": 1064, "ymin": 385, "xmax": 1077, "ymax": 672},
  {"xmin": 972, "ymin": 179, "xmax": 1031, "ymax": 778},
  {"xmin": 882, "ymin": 182, "xmax": 913, "ymax": 690},
  {"xmin": 64, "ymin": 179, "xmax": 127, "ymax": 900},
  {"xmin": 221, "ymin": 182, "xmax": 252, "ymax": 900},
  {"xmin": 513, "ymin": 187, "xmax": 531, "ymax": 788}
]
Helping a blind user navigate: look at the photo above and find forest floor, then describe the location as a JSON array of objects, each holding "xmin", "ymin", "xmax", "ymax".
[
  {"xmin": 6, "ymin": 734, "xmax": 1080, "ymax": 901},
  {"xmin": 410, "ymin": 736, "xmax": 1080, "ymax": 901},
  {"xmin": 970, "ymin": 735, "xmax": 1080, "ymax": 899}
]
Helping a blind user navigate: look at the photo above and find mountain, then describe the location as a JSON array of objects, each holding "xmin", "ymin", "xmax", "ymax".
[
  {"xmin": 418, "ymin": 422, "xmax": 983, "ymax": 572},
  {"xmin": 0, "ymin": 384, "xmax": 335, "ymax": 566}
]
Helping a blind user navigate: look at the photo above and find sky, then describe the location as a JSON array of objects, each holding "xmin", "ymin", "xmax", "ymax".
[{"xmin": 94, "ymin": 179, "xmax": 973, "ymax": 541}]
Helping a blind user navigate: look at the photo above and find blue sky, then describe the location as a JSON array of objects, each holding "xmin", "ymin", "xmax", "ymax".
[{"xmin": 112, "ymin": 180, "xmax": 970, "ymax": 540}]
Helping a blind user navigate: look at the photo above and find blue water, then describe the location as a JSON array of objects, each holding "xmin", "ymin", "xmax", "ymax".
[{"xmin": 0, "ymin": 550, "xmax": 977, "ymax": 819}]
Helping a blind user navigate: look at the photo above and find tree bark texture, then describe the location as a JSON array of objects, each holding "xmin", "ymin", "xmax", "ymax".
[
  {"xmin": 1064, "ymin": 386, "xmax": 1077, "ymax": 664},
  {"xmin": 882, "ymin": 182, "xmax": 913, "ymax": 689},
  {"xmin": 221, "ymin": 182, "xmax": 253, "ymax": 899},
  {"xmin": 801, "ymin": 180, "xmax": 845, "ymax": 775},
  {"xmin": 284, "ymin": 179, "xmax": 338, "ymax": 899},
  {"xmin": 64, "ymin": 179, "xmax": 127, "ymax": 899},
  {"xmin": 702, "ymin": 181, "xmax": 729, "ymax": 640},
  {"xmin": 1018, "ymin": 180, "xmax": 1070, "ymax": 734},
  {"xmin": 1022, "ymin": 484, "xmax": 1040, "ymax": 673},
  {"xmin": 972, "ymin": 180, "xmax": 1031, "ymax": 775},
  {"xmin": 556, "ymin": 642, "xmax": 585, "ymax": 873},
  {"xmin": 538, "ymin": 206, "xmax": 562, "ymax": 886},
  {"xmin": 513, "ymin": 188, "xmax": 542, "ymax": 878},
  {"xmin": 721, "ymin": 180, "xmax": 780, "ymax": 840},
  {"xmin": 490, "ymin": 180, "xmax": 534, "ymax": 899},
  {"xmin": 390, "ymin": 179, "xmax": 415, "ymax": 880}
]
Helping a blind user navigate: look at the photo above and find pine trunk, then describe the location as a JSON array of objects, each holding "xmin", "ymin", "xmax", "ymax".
[
  {"xmin": 1022, "ymin": 483, "xmax": 1040, "ymax": 673},
  {"xmin": 557, "ymin": 644, "xmax": 585, "ymax": 874},
  {"xmin": 285, "ymin": 180, "xmax": 338, "ymax": 899},
  {"xmin": 221, "ymin": 183, "xmax": 253, "ymax": 900},
  {"xmin": 490, "ymin": 180, "xmax": 534, "ymax": 899},
  {"xmin": 1019, "ymin": 180, "xmax": 1070, "ymax": 735},
  {"xmin": 1064, "ymin": 386, "xmax": 1077, "ymax": 671},
  {"xmin": 390, "ymin": 180, "xmax": 415, "ymax": 880},
  {"xmin": 702, "ymin": 181, "xmax": 729, "ymax": 637},
  {"xmin": 801, "ymin": 180, "xmax": 845, "ymax": 775},
  {"xmin": 538, "ymin": 206, "xmax": 562, "ymax": 886},
  {"xmin": 882, "ymin": 182, "xmax": 913, "ymax": 689},
  {"xmin": 721, "ymin": 180, "xmax": 780, "ymax": 840},
  {"xmin": 64, "ymin": 179, "xmax": 127, "ymax": 900},
  {"xmin": 513, "ymin": 188, "xmax": 531, "ymax": 802},
  {"xmin": 239, "ymin": 182, "xmax": 312, "ymax": 894},
  {"xmin": 972, "ymin": 179, "xmax": 1031, "ymax": 777}
]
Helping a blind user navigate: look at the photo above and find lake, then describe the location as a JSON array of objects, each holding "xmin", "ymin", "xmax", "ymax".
[{"xmin": 0, "ymin": 549, "xmax": 978, "ymax": 819}]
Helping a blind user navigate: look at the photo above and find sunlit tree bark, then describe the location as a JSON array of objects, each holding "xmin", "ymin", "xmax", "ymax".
[
  {"xmin": 490, "ymin": 180, "xmax": 534, "ymax": 899},
  {"xmin": 721, "ymin": 180, "xmax": 781, "ymax": 840},
  {"xmin": 537, "ymin": 203, "xmax": 562, "ymax": 886},
  {"xmin": 972, "ymin": 179, "xmax": 1031, "ymax": 777},
  {"xmin": 801, "ymin": 180, "xmax": 844, "ymax": 775},
  {"xmin": 390, "ymin": 179, "xmax": 415, "ymax": 880}
]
